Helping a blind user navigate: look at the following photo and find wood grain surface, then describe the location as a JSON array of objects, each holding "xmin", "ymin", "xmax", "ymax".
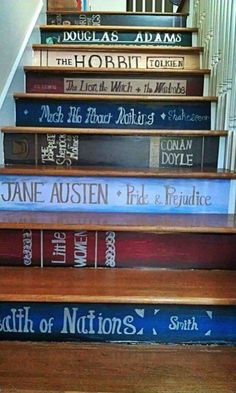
[
  {"xmin": 47, "ymin": 0, "xmax": 78, "ymax": 11},
  {"xmin": 14, "ymin": 92, "xmax": 216, "ymax": 101},
  {"xmin": 2, "ymin": 126, "xmax": 227, "ymax": 136},
  {"xmin": 46, "ymin": 11, "xmax": 189, "ymax": 15},
  {"xmin": 0, "ymin": 211, "xmax": 235, "ymax": 232},
  {"xmin": 32, "ymin": 43, "xmax": 203, "ymax": 52},
  {"xmin": 0, "ymin": 165, "xmax": 234, "ymax": 178},
  {"xmin": 40, "ymin": 25, "xmax": 198, "ymax": 32},
  {"xmin": 0, "ymin": 267, "xmax": 235, "ymax": 304},
  {"xmin": 24, "ymin": 65, "xmax": 211, "ymax": 74},
  {"xmin": 0, "ymin": 342, "xmax": 235, "ymax": 392}
]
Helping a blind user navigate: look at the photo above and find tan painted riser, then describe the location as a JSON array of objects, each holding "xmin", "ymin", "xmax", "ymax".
[
  {"xmin": 0, "ymin": 268, "xmax": 235, "ymax": 304},
  {"xmin": 32, "ymin": 45, "xmax": 202, "ymax": 70},
  {"xmin": 0, "ymin": 342, "xmax": 235, "ymax": 393}
]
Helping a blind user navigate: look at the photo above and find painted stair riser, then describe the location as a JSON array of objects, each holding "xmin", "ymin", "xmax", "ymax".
[
  {"xmin": 0, "ymin": 302, "xmax": 235, "ymax": 344},
  {"xmin": 47, "ymin": 13, "xmax": 187, "ymax": 27},
  {"xmin": 33, "ymin": 49, "xmax": 200, "ymax": 70},
  {"xmin": 4, "ymin": 134, "xmax": 220, "ymax": 169},
  {"xmin": 26, "ymin": 73, "xmax": 204, "ymax": 96},
  {"xmin": 41, "ymin": 29, "xmax": 193, "ymax": 47},
  {"xmin": 0, "ymin": 175, "xmax": 234, "ymax": 214},
  {"xmin": 15, "ymin": 99, "xmax": 211, "ymax": 130},
  {"xmin": 1, "ymin": 229, "xmax": 236, "ymax": 269}
]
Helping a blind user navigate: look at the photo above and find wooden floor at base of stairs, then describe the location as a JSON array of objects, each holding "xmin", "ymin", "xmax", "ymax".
[{"xmin": 0, "ymin": 342, "xmax": 235, "ymax": 392}]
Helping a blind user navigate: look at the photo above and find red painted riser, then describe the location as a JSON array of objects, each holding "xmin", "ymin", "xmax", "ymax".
[{"xmin": 1, "ymin": 229, "xmax": 235, "ymax": 269}]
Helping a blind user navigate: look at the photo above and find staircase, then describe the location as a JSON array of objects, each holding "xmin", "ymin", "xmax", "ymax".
[{"xmin": 0, "ymin": 3, "xmax": 236, "ymax": 393}]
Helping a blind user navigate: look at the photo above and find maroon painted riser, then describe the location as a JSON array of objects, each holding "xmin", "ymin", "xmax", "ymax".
[{"xmin": 1, "ymin": 229, "xmax": 235, "ymax": 269}]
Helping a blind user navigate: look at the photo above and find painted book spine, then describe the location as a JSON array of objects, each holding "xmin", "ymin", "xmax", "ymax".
[
  {"xmin": 40, "ymin": 30, "xmax": 192, "ymax": 47},
  {"xmin": 4, "ymin": 133, "xmax": 219, "ymax": 169},
  {"xmin": 33, "ymin": 49, "xmax": 200, "ymax": 70},
  {"xmin": 46, "ymin": 14, "xmax": 187, "ymax": 27},
  {"xmin": 0, "ymin": 175, "xmax": 233, "ymax": 214},
  {"xmin": 0, "ymin": 302, "xmax": 235, "ymax": 344},
  {"xmin": 15, "ymin": 99, "xmax": 211, "ymax": 130},
  {"xmin": 25, "ymin": 73, "xmax": 204, "ymax": 96},
  {"xmin": 1, "ymin": 229, "xmax": 236, "ymax": 269}
]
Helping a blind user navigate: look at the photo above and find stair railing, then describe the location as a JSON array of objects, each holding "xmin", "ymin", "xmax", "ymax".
[
  {"xmin": 127, "ymin": 0, "xmax": 175, "ymax": 12},
  {"xmin": 190, "ymin": 0, "xmax": 236, "ymax": 170}
]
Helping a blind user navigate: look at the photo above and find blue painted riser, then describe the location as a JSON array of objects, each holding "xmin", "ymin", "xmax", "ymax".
[
  {"xmin": 0, "ymin": 302, "xmax": 235, "ymax": 344},
  {"xmin": 0, "ymin": 175, "xmax": 233, "ymax": 214}
]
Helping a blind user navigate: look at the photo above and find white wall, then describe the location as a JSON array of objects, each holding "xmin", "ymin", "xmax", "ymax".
[
  {"xmin": 89, "ymin": 0, "xmax": 126, "ymax": 11},
  {"xmin": 0, "ymin": 0, "xmax": 46, "ymax": 163},
  {"xmin": 0, "ymin": 0, "xmax": 44, "ymax": 109}
]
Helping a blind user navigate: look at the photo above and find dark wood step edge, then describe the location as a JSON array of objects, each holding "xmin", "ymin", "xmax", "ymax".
[
  {"xmin": 0, "ymin": 211, "xmax": 236, "ymax": 233},
  {"xmin": 1, "ymin": 126, "xmax": 227, "ymax": 137},
  {"xmin": 13, "ymin": 93, "xmax": 218, "ymax": 101},
  {"xmin": 24, "ymin": 65, "xmax": 211, "ymax": 75},
  {"xmin": 0, "ymin": 342, "xmax": 235, "ymax": 393},
  {"xmin": 32, "ymin": 44, "xmax": 203, "ymax": 52},
  {"xmin": 40, "ymin": 25, "xmax": 198, "ymax": 32},
  {"xmin": 47, "ymin": 11, "xmax": 189, "ymax": 16},
  {"xmin": 0, "ymin": 268, "xmax": 235, "ymax": 305},
  {"xmin": 0, "ymin": 165, "xmax": 235, "ymax": 179},
  {"xmin": 24, "ymin": 66, "xmax": 211, "ymax": 76}
]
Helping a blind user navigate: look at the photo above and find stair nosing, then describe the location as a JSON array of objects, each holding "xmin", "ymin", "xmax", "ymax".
[
  {"xmin": 0, "ymin": 268, "xmax": 235, "ymax": 305},
  {"xmin": 32, "ymin": 43, "xmax": 203, "ymax": 52},
  {"xmin": 0, "ymin": 165, "xmax": 235, "ymax": 178},
  {"xmin": 14, "ymin": 92, "xmax": 218, "ymax": 101},
  {"xmin": 24, "ymin": 65, "xmax": 211, "ymax": 75},
  {"xmin": 2, "ymin": 126, "xmax": 227, "ymax": 136},
  {"xmin": 0, "ymin": 211, "xmax": 235, "ymax": 233},
  {"xmin": 40, "ymin": 25, "xmax": 198, "ymax": 32},
  {"xmin": 46, "ymin": 11, "xmax": 189, "ymax": 16}
]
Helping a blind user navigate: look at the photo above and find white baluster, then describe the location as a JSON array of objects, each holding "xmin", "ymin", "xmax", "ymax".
[
  {"xmin": 142, "ymin": 0, "xmax": 145, "ymax": 12},
  {"xmin": 152, "ymin": 0, "xmax": 155, "ymax": 12},
  {"xmin": 161, "ymin": 0, "xmax": 165, "ymax": 13}
]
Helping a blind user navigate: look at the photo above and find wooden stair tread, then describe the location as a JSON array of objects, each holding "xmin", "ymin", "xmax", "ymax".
[
  {"xmin": 47, "ymin": 11, "xmax": 189, "ymax": 16},
  {"xmin": 0, "ymin": 165, "xmax": 234, "ymax": 178},
  {"xmin": 14, "ymin": 92, "xmax": 217, "ymax": 101},
  {"xmin": 40, "ymin": 25, "xmax": 198, "ymax": 32},
  {"xmin": 0, "ymin": 211, "xmax": 236, "ymax": 232},
  {"xmin": 2, "ymin": 126, "xmax": 227, "ymax": 136},
  {"xmin": 0, "ymin": 267, "xmax": 235, "ymax": 304},
  {"xmin": 33, "ymin": 43, "xmax": 203, "ymax": 52},
  {"xmin": 0, "ymin": 210, "xmax": 235, "ymax": 233},
  {"xmin": 0, "ymin": 342, "xmax": 235, "ymax": 393},
  {"xmin": 24, "ymin": 65, "xmax": 211, "ymax": 74}
]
